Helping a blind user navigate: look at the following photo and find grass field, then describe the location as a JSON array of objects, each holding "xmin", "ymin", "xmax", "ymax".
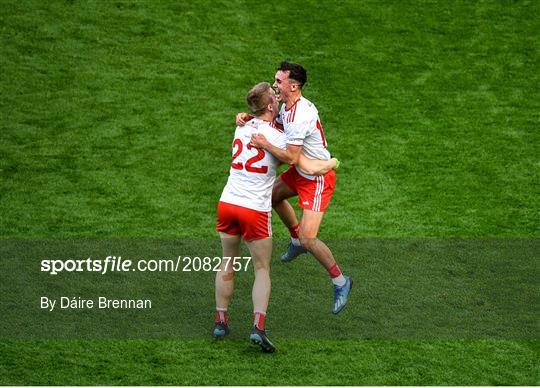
[{"xmin": 1, "ymin": 0, "xmax": 539, "ymax": 385}]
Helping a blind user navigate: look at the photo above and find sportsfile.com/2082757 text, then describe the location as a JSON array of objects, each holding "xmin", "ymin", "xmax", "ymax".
[{"xmin": 40, "ymin": 256, "xmax": 252, "ymax": 275}]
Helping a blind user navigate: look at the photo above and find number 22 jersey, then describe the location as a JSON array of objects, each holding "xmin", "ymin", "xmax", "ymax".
[{"xmin": 219, "ymin": 118, "xmax": 286, "ymax": 212}]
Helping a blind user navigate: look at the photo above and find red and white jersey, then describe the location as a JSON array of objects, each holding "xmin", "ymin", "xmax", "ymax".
[
  {"xmin": 277, "ymin": 96, "xmax": 331, "ymax": 180},
  {"xmin": 220, "ymin": 118, "xmax": 286, "ymax": 212}
]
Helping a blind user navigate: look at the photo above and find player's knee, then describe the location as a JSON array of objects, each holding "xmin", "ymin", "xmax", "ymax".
[
  {"xmin": 299, "ymin": 236, "xmax": 318, "ymax": 251},
  {"xmin": 254, "ymin": 264, "xmax": 270, "ymax": 277},
  {"xmin": 272, "ymin": 189, "xmax": 286, "ymax": 206},
  {"xmin": 272, "ymin": 180, "xmax": 292, "ymax": 204},
  {"xmin": 252, "ymin": 258, "xmax": 270, "ymax": 271},
  {"xmin": 273, "ymin": 196, "xmax": 291, "ymax": 209}
]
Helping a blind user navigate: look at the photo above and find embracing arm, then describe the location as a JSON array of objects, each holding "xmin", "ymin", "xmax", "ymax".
[
  {"xmin": 297, "ymin": 154, "xmax": 337, "ymax": 175},
  {"xmin": 250, "ymin": 133, "xmax": 301, "ymax": 165},
  {"xmin": 250, "ymin": 133, "xmax": 338, "ymax": 175}
]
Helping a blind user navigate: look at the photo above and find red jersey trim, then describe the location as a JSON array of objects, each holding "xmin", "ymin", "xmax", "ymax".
[
  {"xmin": 316, "ymin": 120, "xmax": 327, "ymax": 148},
  {"xmin": 284, "ymin": 96, "xmax": 302, "ymax": 112},
  {"xmin": 270, "ymin": 121, "xmax": 284, "ymax": 133},
  {"xmin": 289, "ymin": 104, "xmax": 298, "ymax": 123}
]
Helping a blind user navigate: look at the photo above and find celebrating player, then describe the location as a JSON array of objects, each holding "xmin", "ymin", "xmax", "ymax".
[
  {"xmin": 214, "ymin": 82, "xmax": 336, "ymax": 353},
  {"xmin": 237, "ymin": 61, "xmax": 352, "ymax": 314}
]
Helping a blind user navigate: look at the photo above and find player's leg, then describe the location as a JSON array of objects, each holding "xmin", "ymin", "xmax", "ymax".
[
  {"xmin": 297, "ymin": 154, "xmax": 340, "ymax": 176},
  {"xmin": 298, "ymin": 209, "xmax": 335, "ymax": 269},
  {"xmin": 246, "ymin": 237, "xmax": 275, "ymax": 353},
  {"xmin": 246, "ymin": 237, "xmax": 272, "ymax": 323},
  {"xmin": 213, "ymin": 232, "xmax": 240, "ymax": 338},
  {"xmin": 232, "ymin": 207, "xmax": 275, "ymax": 352},
  {"xmin": 272, "ymin": 176, "xmax": 297, "ymax": 229},
  {"xmin": 298, "ymin": 209, "xmax": 352, "ymax": 314},
  {"xmin": 273, "ymin": 172, "xmax": 309, "ymax": 262}
]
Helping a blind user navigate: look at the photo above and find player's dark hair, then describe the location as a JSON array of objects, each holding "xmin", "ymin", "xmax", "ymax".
[
  {"xmin": 246, "ymin": 82, "xmax": 273, "ymax": 116},
  {"xmin": 278, "ymin": 61, "xmax": 307, "ymax": 88}
]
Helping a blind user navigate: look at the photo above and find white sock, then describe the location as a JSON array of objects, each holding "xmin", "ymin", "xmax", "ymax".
[
  {"xmin": 331, "ymin": 274, "xmax": 346, "ymax": 287},
  {"xmin": 291, "ymin": 237, "xmax": 301, "ymax": 246}
]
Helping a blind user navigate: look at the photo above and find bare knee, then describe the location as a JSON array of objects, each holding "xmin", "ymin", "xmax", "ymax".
[
  {"xmin": 299, "ymin": 236, "xmax": 318, "ymax": 251},
  {"xmin": 253, "ymin": 263, "xmax": 270, "ymax": 282},
  {"xmin": 272, "ymin": 178, "xmax": 294, "ymax": 205},
  {"xmin": 272, "ymin": 197, "xmax": 289, "ymax": 210},
  {"xmin": 253, "ymin": 258, "xmax": 270, "ymax": 272}
]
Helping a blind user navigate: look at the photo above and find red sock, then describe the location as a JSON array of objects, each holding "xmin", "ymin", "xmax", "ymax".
[
  {"xmin": 215, "ymin": 310, "xmax": 229, "ymax": 324},
  {"xmin": 289, "ymin": 224, "xmax": 300, "ymax": 239},
  {"xmin": 327, "ymin": 263, "xmax": 342, "ymax": 278},
  {"xmin": 253, "ymin": 311, "xmax": 266, "ymax": 330}
]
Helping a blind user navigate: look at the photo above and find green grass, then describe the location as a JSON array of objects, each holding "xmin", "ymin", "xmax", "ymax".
[
  {"xmin": 1, "ymin": 340, "xmax": 538, "ymax": 385},
  {"xmin": 1, "ymin": 0, "xmax": 538, "ymax": 385}
]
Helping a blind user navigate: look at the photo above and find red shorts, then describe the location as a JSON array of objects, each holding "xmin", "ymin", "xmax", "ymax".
[
  {"xmin": 216, "ymin": 201, "xmax": 272, "ymax": 241},
  {"xmin": 280, "ymin": 167, "xmax": 336, "ymax": 212}
]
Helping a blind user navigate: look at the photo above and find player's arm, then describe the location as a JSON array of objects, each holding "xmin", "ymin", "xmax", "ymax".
[
  {"xmin": 251, "ymin": 133, "xmax": 302, "ymax": 165},
  {"xmin": 251, "ymin": 133, "xmax": 338, "ymax": 175},
  {"xmin": 297, "ymin": 154, "xmax": 338, "ymax": 175}
]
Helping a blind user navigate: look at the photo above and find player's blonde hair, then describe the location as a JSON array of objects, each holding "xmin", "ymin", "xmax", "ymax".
[{"xmin": 246, "ymin": 82, "xmax": 273, "ymax": 116}]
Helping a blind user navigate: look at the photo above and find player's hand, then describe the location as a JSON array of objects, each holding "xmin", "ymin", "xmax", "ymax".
[
  {"xmin": 236, "ymin": 112, "xmax": 253, "ymax": 126},
  {"xmin": 250, "ymin": 133, "xmax": 270, "ymax": 149}
]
